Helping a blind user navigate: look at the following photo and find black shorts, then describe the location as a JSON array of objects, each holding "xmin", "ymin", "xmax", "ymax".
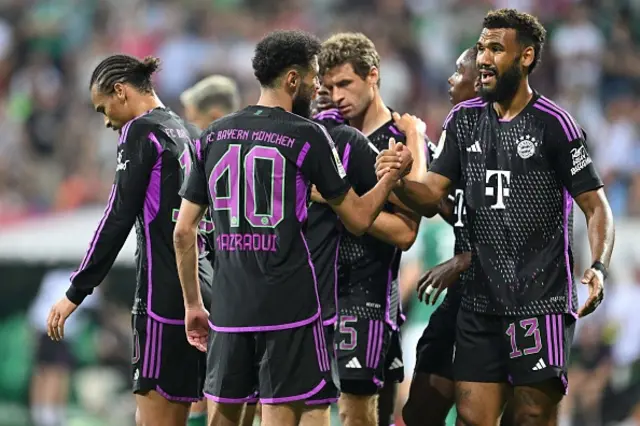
[
  {"xmin": 132, "ymin": 315, "xmax": 206, "ymax": 402},
  {"xmin": 414, "ymin": 296, "xmax": 458, "ymax": 380},
  {"xmin": 204, "ymin": 319, "xmax": 332, "ymax": 405},
  {"xmin": 198, "ymin": 256, "xmax": 213, "ymax": 309},
  {"xmin": 454, "ymin": 309, "xmax": 575, "ymax": 394},
  {"xmin": 336, "ymin": 312, "xmax": 404, "ymax": 395},
  {"xmin": 305, "ymin": 325, "xmax": 340, "ymax": 406},
  {"xmin": 35, "ymin": 332, "xmax": 75, "ymax": 367}
]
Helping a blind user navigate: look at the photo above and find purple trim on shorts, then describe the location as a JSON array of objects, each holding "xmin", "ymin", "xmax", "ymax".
[
  {"xmin": 388, "ymin": 125, "xmax": 402, "ymax": 137},
  {"xmin": 208, "ymin": 311, "xmax": 320, "ymax": 332},
  {"xmin": 560, "ymin": 373, "xmax": 569, "ymax": 395},
  {"xmin": 546, "ymin": 313, "xmax": 566, "ymax": 368},
  {"xmin": 305, "ymin": 397, "xmax": 338, "ymax": 406},
  {"xmin": 385, "ymin": 258, "xmax": 398, "ymax": 330},
  {"xmin": 295, "ymin": 142, "xmax": 311, "ymax": 222},
  {"xmin": 149, "ymin": 321, "xmax": 158, "ymax": 378},
  {"xmin": 70, "ymin": 184, "xmax": 117, "ymax": 282},
  {"xmin": 143, "ymin": 317, "xmax": 152, "ymax": 378},
  {"xmin": 156, "ymin": 386, "xmax": 202, "ymax": 403},
  {"xmin": 443, "ymin": 98, "xmax": 485, "ymax": 129},
  {"xmin": 538, "ymin": 97, "xmax": 581, "ymax": 140},
  {"xmin": 313, "ymin": 320, "xmax": 330, "ymax": 372},
  {"xmin": 366, "ymin": 320, "xmax": 384, "ymax": 369},
  {"xmin": 260, "ymin": 379, "xmax": 326, "ymax": 404},
  {"xmin": 342, "ymin": 143, "xmax": 351, "ymax": 174},
  {"xmin": 546, "ymin": 314, "xmax": 553, "ymax": 367},
  {"xmin": 155, "ymin": 322, "xmax": 163, "ymax": 379},
  {"xmin": 142, "ymin": 318, "xmax": 163, "ymax": 379},
  {"xmin": 558, "ymin": 315, "xmax": 565, "ymax": 366},
  {"xmin": 562, "ymin": 190, "xmax": 577, "ymax": 318},
  {"xmin": 372, "ymin": 376, "xmax": 383, "ymax": 389},
  {"xmin": 204, "ymin": 391, "xmax": 259, "ymax": 404}
]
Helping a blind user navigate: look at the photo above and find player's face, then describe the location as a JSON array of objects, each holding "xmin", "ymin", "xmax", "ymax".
[
  {"xmin": 448, "ymin": 50, "xmax": 480, "ymax": 105},
  {"xmin": 322, "ymin": 62, "xmax": 375, "ymax": 120},
  {"xmin": 90, "ymin": 83, "xmax": 135, "ymax": 131},
  {"xmin": 311, "ymin": 85, "xmax": 334, "ymax": 116},
  {"xmin": 291, "ymin": 57, "xmax": 320, "ymax": 119},
  {"xmin": 476, "ymin": 28, "xmax": 527, "ymax": 103}
]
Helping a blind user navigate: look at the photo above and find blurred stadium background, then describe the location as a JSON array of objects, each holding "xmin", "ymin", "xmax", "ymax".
[{"xmin": 0, "ymin": 0, "xmax": 638, "ymax": 425}]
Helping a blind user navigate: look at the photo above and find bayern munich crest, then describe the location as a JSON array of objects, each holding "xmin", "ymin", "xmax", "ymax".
[{"xmin": 516, "ymin": 134, "xmax": 536, "ymax": 159}]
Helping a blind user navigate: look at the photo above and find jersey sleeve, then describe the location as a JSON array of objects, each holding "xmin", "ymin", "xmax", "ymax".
[
  {"xmin": 429, "ymin": 113, "xmax": 461, "ymax": 183},
  {"xmin": 66, "ymin": 123, "xmax": 159, "ymax": 305},
  {"xmin": 179, "ymin": 137, "xmax": 209, "ymax": 206},
  {"xmin": 546, "ymin": 122, "xmax": 603, "ymax": 198},
  {"xmin": 334, "ymin": 127, "xmax": 378, "ymax": 195},
  {"xmin": 300, "ymin": 124, "xmax": 351, "ymax": 201}
]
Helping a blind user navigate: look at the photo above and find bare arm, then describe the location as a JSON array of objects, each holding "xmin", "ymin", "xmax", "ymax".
[
  {"xmin": 393, "ymin": 172, "xmax": 452, "ymax": 218},
  {"xmin": 574, "ymin": 188, "xmax": 615, "ymax": 268},
  {"xmin": 367, "ymin": 206, "xmax": 420, "ymax": 251},
  {"xmin": 173, "ymin": 199, "xmax": 207, "ymax": 308}
]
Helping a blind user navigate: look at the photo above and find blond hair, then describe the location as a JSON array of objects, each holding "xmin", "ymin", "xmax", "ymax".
[{"xmin": 318, "ymin": 32, "xmax": 380, "ymax": 83}]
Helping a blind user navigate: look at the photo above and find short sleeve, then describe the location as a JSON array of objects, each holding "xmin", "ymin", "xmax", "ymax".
[
  {"xmin": 429, "ymin": 113, "xmax": 461, "ymax": 184},
  {"xmin": 180, "ymin": 136, "xmax": 209, "ymax": 206},
  {"xmin": 333, "ymin": 126, "xmax": 378, "ymax": 195},
  {"xmin": 546, "ymin": 123, "xmax": 603, "ymax": 198},
  {"xmin": 300, "ymin": 124, "xmax": 351, "ymax": 201}
]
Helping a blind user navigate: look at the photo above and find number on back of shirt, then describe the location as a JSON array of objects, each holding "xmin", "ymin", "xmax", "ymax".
[{"xmin": 210, "ymin": 145, "xmax": 285, "ymax": 229}]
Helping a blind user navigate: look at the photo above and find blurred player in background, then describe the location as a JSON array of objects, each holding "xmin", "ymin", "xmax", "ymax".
[
  {"xmin": 174, "ymin": 29, "xmax": 412, "ymax": 426},
  {"xmin": 46, "ymin": 54, "xmax": 210, "ymax": 426},
  {"xmin": 180, "ymin": 75, "xmax": 241, "ymax": 130},
  {"xmin": 402, "ymin": 46, "xmax": 478, "ymax": 426},
  {"xmin": 318, "ymin": 32, "xmax": 427, "ymax": 426},
  {"xmin": 376, "ymin": 8, "xmax": 614, "ymax": 425}
]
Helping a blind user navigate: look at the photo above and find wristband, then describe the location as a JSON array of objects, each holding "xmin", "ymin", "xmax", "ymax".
[{"xmin": 591, "ymin": 261, "xmax": 608, "ymax": 280}]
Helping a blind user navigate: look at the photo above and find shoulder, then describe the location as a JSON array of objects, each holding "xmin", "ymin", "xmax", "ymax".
[
  {"xmin": 530, "ymin": 95, "xmax": 584, "ymax": 142},
  {"xmin": 442, "ymin": 97, "xmax": 488, "ymax": 130}
]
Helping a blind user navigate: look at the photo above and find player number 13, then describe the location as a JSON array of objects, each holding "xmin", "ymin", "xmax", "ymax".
[{"xmin": 209, "ymin": 144, "xmax": 286, "ymax": 228}]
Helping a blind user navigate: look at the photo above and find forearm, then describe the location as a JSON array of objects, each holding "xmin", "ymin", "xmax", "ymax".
[
  {"xmin": 453, "ymin": 251, "xmax": 472, "ymax": 273},
  {"xmin": 585, "ymin": 202, "xmax": 615, "ymax": 267},
  {"xmin": 393, "ymin": 179, "xmax": 444, "ymax": 218},
  {"xmin": 438, "ymin": 196, "xmax": 456, "ymax": 226},
  {"xmin": 367, "ymin": 210, "xmax": 418, "ymax": 251},
  {"xmin": 404, "ymin": 129, "xmax": 427, "ymax": 183},
  {"xmin": 352, "ymin": 174, "xmax": 396, "ymax": 232},
  {"xmin": 174, "ymin": 228, "xmax": 203, "ymax": 308}
]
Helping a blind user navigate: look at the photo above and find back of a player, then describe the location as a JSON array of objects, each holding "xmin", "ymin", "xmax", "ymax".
[{"xmin": 197, "ymin": 105, "xmax": 350, "ymax": 403}]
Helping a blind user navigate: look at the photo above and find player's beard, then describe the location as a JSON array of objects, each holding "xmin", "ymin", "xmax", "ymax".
[
  {"xmin": 292, "ymin": 83, "xmax": 314, "ymax": 119},
  {"xmin": 479, "ymin": 58, "xmax": 523, "ymax": 104}
]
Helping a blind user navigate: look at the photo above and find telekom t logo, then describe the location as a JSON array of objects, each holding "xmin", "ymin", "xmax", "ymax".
[{"xmin": 485, "ymin": 170, "xmax": 511, "ymax": 209}]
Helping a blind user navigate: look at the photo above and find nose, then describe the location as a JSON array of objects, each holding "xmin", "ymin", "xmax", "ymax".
[
  {"xmin": 447, "ymin": 74, "xmax": 454, "ymax": 86},
  {"xmin": 331, "ymin": 87, "xmax": 344, "ymax": 106},
  {"xmin": 477, "ymin": 49, "xmax": 491, "ymax": 68}
]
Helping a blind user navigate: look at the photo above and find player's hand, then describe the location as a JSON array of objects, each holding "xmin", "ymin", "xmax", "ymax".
[
  {"xmin": 310, "ymin": 185, "xmax": 326, "ymax": 203},
  {"xmin": 185, "ymin": 305, "xmax": 210, "ymax": 352},
  {"xmin": 392, "ymin": 112, "xmax": 426, "ymax": 137},
  {"xmin": 417, "ymin": 253, "xmax": 467, "ymax": 304},
  {"xmin": 577, "ymin": 267, "xmax": 604, "ymax": 318},
  {"xmin": 375, "ymin": 139, "xmax": 413, "ymax": 180},
  {"xmin": 47, "ymin": 297, "xmax": 78, "ymax": 341},
  {"xmin": 386, "ymin": 139, "xmax": 413, "ymax": 180}
]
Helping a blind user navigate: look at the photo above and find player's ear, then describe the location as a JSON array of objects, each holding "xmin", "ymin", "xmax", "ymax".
[
  {"xmin": 520, "ymin": 46, "xmax": 535, "ymax": 70},
  {"xmin": 114, "ymin": 82, "xmax": 126, "ymax": 102},
  {"xmin": 285, "ymin": 69, "xmax": 300, "ymax": 96},
  {"xmin": 367, "ymin": 66, "xmax": 379, "ymax": 87}
]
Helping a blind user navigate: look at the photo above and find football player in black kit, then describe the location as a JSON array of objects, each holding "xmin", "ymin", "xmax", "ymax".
[
  {"xmin": 318, "ymin": 32, "xmax": 427, "ymax": 426},
  {"xmin": 376, "ymin": 9, "xmax": 615, "ymax": 426},
  {"xmin": 174, "ymin": 30, "xmax": 413, "ymax": 426},
  {"xmin": 47, "ymin": 55, "xmax": 211, "ymax": 426}
]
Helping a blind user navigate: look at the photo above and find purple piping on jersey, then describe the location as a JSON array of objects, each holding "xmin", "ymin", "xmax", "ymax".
[
  {"xmin": 155, "ymin": 322, "xmax": 163, "ymax": 378},
  {"xmin": 118, "ymin": 109, "xmax": 155, "ymax": 145},
  {"xmin": 204, "ymin": 392, "xmax": 258, "ymax": 404},
  {"xmin": 70, "ymin": 184, "xmax": 117, "ymax": 282},
  {"xmin": 142, "ymin": 317, "xmax": 152, "ymax": 377},
  {"xmin": 532, "ymin": 103, "xmax": 574, "ymax": 141},
  {"xmin": 260, "ymin": 379, "xmax": 326, "ymax": 404},
  {"xmin": 194, "ymin": 138, "xmax": 202, "ymax": 162},
  {"xmin": 156, "ymin": 386, "xmax": 201, "ymax": 403},
  {"xmin": 305, "ymin": 397, "xmax": 339, "ymax": 406},
  {"xmin": 546, "ymin": 314, "xmax": 553, "ymax": 366},
  {"xmin": 388, "ymin": 125, "xmax": 402, "ymax": 137},
  {"xmin": 538, "ymin": 97, "xmax": 582, "ymax": 140},
  {"xmin": 562, "ymin": 190, "xmax": 577, "ymax": 318},
  {"xmin": 295, "ymin": 142, "xmax": 311, "ymax": 222},
  {"xmin": 342, "ymin": 143, "xmax": 352, "ymax": 173},
  {"xmin": 442, "ymin": 98, "xmax": 485, "ymax": 129}
]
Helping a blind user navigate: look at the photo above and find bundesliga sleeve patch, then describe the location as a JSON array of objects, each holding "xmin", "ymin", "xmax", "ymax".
[
  {"xmin": 434, "ymin": 130, "xmax": 446, "ymax": 159},
  {"xmin": 331, "ymin": 146, "xmax": 347, "ymax": 179}
]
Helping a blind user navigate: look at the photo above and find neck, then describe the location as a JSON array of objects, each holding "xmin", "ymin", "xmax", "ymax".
[
  {"xmin": 350, "ymin": 93, "xmax": 391, "ymax": 136},
  {"xmin": 493, "ymin": 79, "xmax": 533, "ymax": 121},
  {"xmin": 131, "ymin": 92, "xmax": 163, "ymax": 116},
  {"xmin": 257, "ymin": 88, "xmax": 292, "ymax": 112}
]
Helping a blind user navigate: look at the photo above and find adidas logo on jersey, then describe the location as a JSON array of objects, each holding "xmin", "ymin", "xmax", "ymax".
[
  {"xmin": 346, "ymin": 357, "xmax": 362, "ymax": 369},
  {"xmin": 532, "ymin": 358, "xmax": 547, "ymax": 371},
  {"xmin": 389, "ymin": 358, "xmax": 404, "ymax": 369},
  {"xmin": 466, "ymin": 141, "xmax": 481, "ymax": 153}
]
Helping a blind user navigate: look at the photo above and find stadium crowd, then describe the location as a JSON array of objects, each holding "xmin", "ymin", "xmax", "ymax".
[{"xmin": 0, "ymin": 1, "xmax": 638, "ymax": 426}]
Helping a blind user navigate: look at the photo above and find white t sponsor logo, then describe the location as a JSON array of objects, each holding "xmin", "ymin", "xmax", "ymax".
[{"xmin": 485, "ymin": 170, "xmax": 511, "ymax": 209}]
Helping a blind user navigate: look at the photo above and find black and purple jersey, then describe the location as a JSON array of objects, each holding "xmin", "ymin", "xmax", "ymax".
[
  {"xmin": 431, "ymin": 93, "xmax": 603, "ymax": 316},
  {"xmin": 180, "ymin": 105, "xmax": 351, "ymax": 331}
]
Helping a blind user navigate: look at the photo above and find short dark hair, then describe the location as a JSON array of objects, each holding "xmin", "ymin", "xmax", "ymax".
[
  {"xmin": 483, "ymin": 9, "xmax": 547, "ymax": 74},
  {"xmin": 252, "ymin": 30, "xmax": 321, "ymax": 88},
  {"xmin": 90, "ymin": 55, "xmax": 160, "ymax": 94}
]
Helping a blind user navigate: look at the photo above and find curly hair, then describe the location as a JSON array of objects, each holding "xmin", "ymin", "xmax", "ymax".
[
  {"xmin": 483, "ymin": 9, "xmax": 547, "ymax": 74},
  {"xmin": 252, "ymin": 30, "xmax": 321, "ymax": 88},
  {"xmin": 90, "ymin": 55, "xmax": 160, "ymax": 94},
  {"xmin": 318, "ymin": 32, "xmax": 381, "ymax": 84}
]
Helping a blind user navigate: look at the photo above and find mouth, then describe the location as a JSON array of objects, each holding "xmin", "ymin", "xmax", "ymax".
[
  {"xmin": 480, "ymin": 69, "xmax": 496, "ymax": 85},
  {"xmin": 338, "ymin": 105, "xmax": 351, "ymax": 115}
]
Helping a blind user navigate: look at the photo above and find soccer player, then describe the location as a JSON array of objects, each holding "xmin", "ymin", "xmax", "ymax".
[
  {"xmin": 173, "ymin": 30, "xmax": 412, "ymax": 426},
  {"xmin": 318, "ymin": 33, "xmax": 425, "ymax": 426},
  {"xmin": 46, "ymin": 55, "xmax": 209, "ymax": 426},
  {"xmin": 180, "ymin": 75, "xmax": 241, "ymax": 130},
  {"xmin": 376, "ymin": 9, "xmax": 615, "ymax": 425},
  {"xmin": 403, "ymin": 46, "xmax": 479, "ymax": 426}
]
